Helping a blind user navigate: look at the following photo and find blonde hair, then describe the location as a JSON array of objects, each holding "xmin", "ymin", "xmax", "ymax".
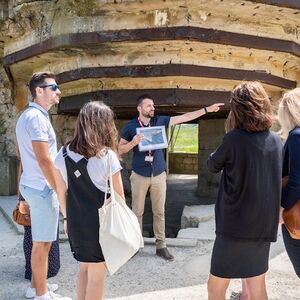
[{"xmin": 278, "ymin": 88, "xmax": 300, "ymax": 139}]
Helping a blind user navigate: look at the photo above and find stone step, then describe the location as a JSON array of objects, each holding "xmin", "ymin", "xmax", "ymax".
[
  {"xmin": 144, "ymin": 237, "xmax": 198, "ymax": 247},
  {"xmin": 0, "ymin": 195, "xmax": 24, "ymax": 235},
  {"xmin": 177, "ymin": 218, "xmax": 215, "ymax": 241},
  {"xmin": 181, "ymin": 204, "xmax": 214, "ymax": 229}
]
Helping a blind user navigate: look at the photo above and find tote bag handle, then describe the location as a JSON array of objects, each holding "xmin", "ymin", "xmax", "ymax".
[{"xmin": 104, "ymin": 151, "xmax": 116, "ymax": 203}]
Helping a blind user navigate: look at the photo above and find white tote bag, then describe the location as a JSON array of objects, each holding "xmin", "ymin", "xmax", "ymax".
[{"xmin": 99, "ymin": 153, "xmax": 144, "ymax": 275}]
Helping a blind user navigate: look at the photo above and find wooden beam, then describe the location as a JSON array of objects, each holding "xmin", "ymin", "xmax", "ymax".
[
  {"xmin": 4, "ymin": 26, "xmax": 300, "ymax": 67},
  {"xmin": 58, "ymin": 88, "xmax": 231, "ymax": 119},
  {"xmin": 56, "ymin": 64, "xmax": 296, "ymax": 90},
  {"xmin": 247, "ymin": 0, "xmax": 300, "ymax": 9},
  {"xmin": 113, "ymin": 106, "xmax": 228, "ymax": 120},
  {"xmin": 3, "ymin": 65, "xmax": 13, "ymax": 82}
]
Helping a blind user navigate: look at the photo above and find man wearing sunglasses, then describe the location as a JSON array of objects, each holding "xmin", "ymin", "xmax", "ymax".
[{"xmin": 16, "ymin": 72, "xmax": 71, "ymax": 300}]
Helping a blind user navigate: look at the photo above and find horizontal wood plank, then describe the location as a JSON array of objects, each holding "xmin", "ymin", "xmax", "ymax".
[
  {"xmin": 58, "ymin": 88, "xmax": 231, "ymax": 119},
  {"xmin": 56, "ymin": 64, "xmax": 296, "ymax": 90},
  {"xmin": 4, "ymin": 27, "xmax": 300, "ymax": 67}
]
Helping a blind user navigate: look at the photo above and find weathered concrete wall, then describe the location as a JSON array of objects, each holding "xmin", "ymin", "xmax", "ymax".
[
  {"xmin": 2, "ymin": 0, "xmax": 299, "ymax": 115},
  {"xmin": 169, "ymin": 152, "xmax": 198, "ymax": 175},
  {"xmin": 0, "ymin": 54, "xmax": 18, "ymax": 195},
  {"xmin": 197, "ymin": 119, "xmax": 225, "ymax": 203},
  {"xmin": 51, "ymin": 112, "xmax": 77, "ymax": 149}
]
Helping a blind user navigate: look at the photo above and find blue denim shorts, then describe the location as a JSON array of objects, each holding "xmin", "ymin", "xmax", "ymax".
[{"xmin": 20, "ymin": 185, "xmax": 59, "ymax": 242}]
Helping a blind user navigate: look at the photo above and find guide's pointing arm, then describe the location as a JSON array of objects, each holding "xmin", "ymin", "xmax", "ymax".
[{"xmin": 169, "ymin": 103, "xmax": 224, "ymax": 127}]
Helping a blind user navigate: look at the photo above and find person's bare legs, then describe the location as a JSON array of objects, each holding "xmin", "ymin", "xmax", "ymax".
[
  {"xmin": 239, "ymin": 279, "xmax": 250, "ymax": 300},
  {"xmin": 77, "ymin": 263, "xmax": 88, "ymax": 300},
  {"xmin": 31, "ymin": 241, "xmax": 51, "ymax": 296},
  {"xmin": 207, "ymin": 273, "xmax": 230, "ymax": 300},
  {"xmin": 231, "ymin": 280, "xmax": 249, "ymax": 300},
  {"xmin": 244, "ymin": 274, "xmax": 268, "ymax": 300},
  {"xmin": 80, "ymin": 262, "xmax": 106, "ymax": 300}
]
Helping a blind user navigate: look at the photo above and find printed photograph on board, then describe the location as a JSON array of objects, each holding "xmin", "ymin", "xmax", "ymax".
[{"xmin": 136, "ymin": 126, "xmax": 168, "ymax": 151}]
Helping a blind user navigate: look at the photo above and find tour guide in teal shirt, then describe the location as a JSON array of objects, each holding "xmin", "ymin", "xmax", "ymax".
[{"xmin": 119, "ymin": 94, "xmax": 223, "ymax": 261}]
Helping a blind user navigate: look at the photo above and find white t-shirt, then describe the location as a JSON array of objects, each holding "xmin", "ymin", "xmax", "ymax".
[
  {"xmin": 54, "ymin": 146, "xmax": 122, "ymax": 192},
  {"xmin": 16, "ymin": 102, "xmax": 57, "ymax": 190}
]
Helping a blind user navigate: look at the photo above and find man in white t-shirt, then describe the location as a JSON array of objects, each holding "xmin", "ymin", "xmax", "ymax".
[{"xmin": 16, "ymin": 72, "xmax": 71, "ymax": 300}]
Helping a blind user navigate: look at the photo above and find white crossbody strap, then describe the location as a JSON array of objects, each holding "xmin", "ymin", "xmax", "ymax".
[{"xmin": 104, "ymin": 151, "xmax": 116, "ymax": 203}]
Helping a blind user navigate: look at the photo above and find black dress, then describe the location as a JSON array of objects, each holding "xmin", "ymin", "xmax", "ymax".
[
  {"xmin": 63, "ymin": 147, "xmax": 106, "ymax": 263},
  {"xmin": 207, "ymin": 129, "xmax": 282, "ymax": 278}
]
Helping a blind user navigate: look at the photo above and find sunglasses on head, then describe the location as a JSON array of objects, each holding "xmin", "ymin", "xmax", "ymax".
[{"xmin": 39, "ymin": 84, "xmax": 60, "ymax": 91}]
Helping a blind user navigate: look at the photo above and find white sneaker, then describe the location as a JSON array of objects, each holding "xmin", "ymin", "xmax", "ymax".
[
  {"xmin": 34, "ymin": 291, "xmax": 72, "ymax": 300},
  {"xmin": 25, "ymin": 283, "xmax": 59, "ymax": 298}
]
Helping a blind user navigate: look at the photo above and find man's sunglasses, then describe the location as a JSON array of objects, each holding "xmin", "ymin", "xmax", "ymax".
[{"xmin": 39, "ymin": 84, "xmax": 60, "ymax": 91}]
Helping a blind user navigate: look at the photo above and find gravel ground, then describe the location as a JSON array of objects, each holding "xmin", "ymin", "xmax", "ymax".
[{"xmin": 0, "ymin": 211, "xmax": 299, "ymax": 300}]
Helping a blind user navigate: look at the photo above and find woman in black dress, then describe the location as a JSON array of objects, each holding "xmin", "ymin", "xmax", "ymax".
[
  {"xmin": 207, "ymin": 82, "xmax": 283, "ymax": 300},
  {"xmin": 54, "ymin": 101, "xmax": 124, "ymax": 300},
  {"xmin": 278, "ymin": 88, "xmax": 300, "ymax": 278}
]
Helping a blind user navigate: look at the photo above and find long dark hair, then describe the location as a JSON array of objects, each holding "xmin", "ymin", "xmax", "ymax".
[{"xmin": 68, "ymin": 101, "xmax": 119, "ymax": 158}]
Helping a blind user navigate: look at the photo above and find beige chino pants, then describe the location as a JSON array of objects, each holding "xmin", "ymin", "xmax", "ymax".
[{"xmin": 130, "ymin": 171, "xmax": 167, "ymax": 249}]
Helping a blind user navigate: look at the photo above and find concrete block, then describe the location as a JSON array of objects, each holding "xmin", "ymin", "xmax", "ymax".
[
  {"xmin": 0, "ymin": 156, "xmax": 18, "ymax": 196},
  {"xmin": 0, "ymin": 196, "xmax": 24, "ymax": 235},
  {"xmin": 143, "ymin": 237, "xmax": 198, "ymax": 247},
  {"xmin": 181, "ymin": 205, "xmax": 214, "ymax": 228},
  {"xmin": 177, "ymin": 218, "xmax": 216, "ymax": 241}
]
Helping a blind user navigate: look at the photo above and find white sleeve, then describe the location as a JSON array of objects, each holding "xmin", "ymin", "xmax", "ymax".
[
  {"xmin": 54, "ymin": 147, "xmax": 68, "ymax": 187},
  {"xmin": 108, "ymin": 150, "xmax": 122, "ymax": 175}
]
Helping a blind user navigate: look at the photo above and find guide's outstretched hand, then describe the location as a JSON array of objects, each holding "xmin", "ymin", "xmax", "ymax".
[{"xmin": 207, "ymin": 103, "xmax": 225, "ymax": 113}]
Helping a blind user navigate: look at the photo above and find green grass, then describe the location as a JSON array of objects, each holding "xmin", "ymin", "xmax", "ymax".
[{"xmin": 169, "ymin": 124, "xmax": 198, "ymax": 153}]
